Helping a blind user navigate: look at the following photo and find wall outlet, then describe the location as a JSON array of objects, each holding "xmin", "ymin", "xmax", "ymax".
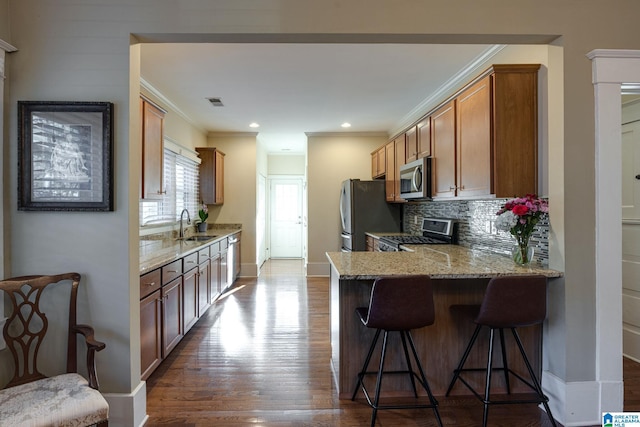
[{"xmin": 414, "ymin": 215, "xmax": 418, "ymax": 225}]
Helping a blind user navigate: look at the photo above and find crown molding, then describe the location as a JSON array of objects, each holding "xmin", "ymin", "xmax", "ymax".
[
  {"xmin": 140, "ymin": 77, "xmax": 206, "ymax": 133},
  {"xmin": 390, "ymin": 44, "xmax": 506, "ymax": 138},
  {"xmin": 305, "ymin": 131, "xmax": 388, "ymax": 138}
]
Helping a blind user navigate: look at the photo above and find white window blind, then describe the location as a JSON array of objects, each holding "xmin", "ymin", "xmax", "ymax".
[
  {"xmin": 139, "ymin": 148, "xmax": 199, "ymax": 226},
  {"xmin": 163, "ymin": 149, "xmax": 200, "ymax": 220}
]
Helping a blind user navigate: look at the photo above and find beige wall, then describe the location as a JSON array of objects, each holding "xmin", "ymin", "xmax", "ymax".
[
  {"xmin": 205, "ymin": 133, "xmax": 258, "ymax": 277},
  {"xmin": 307, "ymin": 133, "xmax": 388, "ymax": 275},
  {"xmin": 2, "ymin": 1, "xmax": 640, "ymax": 425},
  {"xmin": 267, "ymin": 154, "xmax": 305, "ymax": 175}
]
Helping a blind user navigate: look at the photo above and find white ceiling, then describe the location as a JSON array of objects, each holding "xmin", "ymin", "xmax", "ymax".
[{"xmin": 140, "ymin": 43, "xmax": 497, "ymax": 153}]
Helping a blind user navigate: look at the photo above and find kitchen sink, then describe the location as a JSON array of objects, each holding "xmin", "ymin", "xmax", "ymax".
[{"xmin": 178, "ymin": 235, "xmax": 217, "ymax": 242}]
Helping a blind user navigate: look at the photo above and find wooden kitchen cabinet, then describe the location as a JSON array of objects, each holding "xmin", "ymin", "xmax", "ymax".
[
  {"xmin": 198, "ymin": 247, "xmax": 211, "ymax": 317},
  {"xmin": 371, "ymin": 146, "xmax": 385, "ymax": 179},
  {"xmin": 456, "ymin": 75, "xmax": 492, "ymax": 198},
  {"xmin": 416, "ymin": 117, "xmax": 431, "ymax": 159},
  {"xmin": 162, "ymin": 276, "xmax": 183, "ymax": 358},
  {"xmin": 182, "ymin": 261, "xmax": 199, "ymax": 334},
  {"xmin": 365, "ymin": 235, "xmax": 379, "ymax": 252},
  {"xmin": 196, "ymin": 147, "xmax": 225, "ymax": 205},
  {"xmin": 431, "ymin": 65, "xmax": 539, "ymax": 199},
  {"xmin": 405, "ymin": 125, "xmax": 418, "ymax": 163},
  {"xmin": 140, "ymin": 97, "xmax": 166, "ymax": 200},
  {"xmin": 385, "ymin": 135, "xmax": 406, "ymax": 203},
  {"xmin": 431, "ymin": 100, "xmax": 457, "ymax": 198},
  {"xmin": 140, "ymin": 269, "xmax": 162, "ymax": 381}
]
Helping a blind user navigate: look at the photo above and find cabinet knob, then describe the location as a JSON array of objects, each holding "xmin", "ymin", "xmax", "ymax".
[{"xmin": 146, "ymin": 282, "xmax": 156, "ymax": 287}]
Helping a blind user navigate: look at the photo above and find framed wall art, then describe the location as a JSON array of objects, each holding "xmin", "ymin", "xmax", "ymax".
[{"xmin": 18, "ymin": 101, "xmax": 114, "ymax": 211}]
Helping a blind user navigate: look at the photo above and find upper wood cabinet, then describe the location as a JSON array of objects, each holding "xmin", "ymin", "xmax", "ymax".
[
  {"xmin": 406, "ymin": 118, "xmax": 431, "ymax": 164},
  {"xmin": 456, "ymin": 75, "xmax": 492, "ymax": 198},
  {"xmin": 384, "ymin": 141, "xmax": 396, "ymax": 202},
  {"xmin": 196, "ymin": 147, "xmax": 225, "ymax": 205},
  {"xmin": 416, "ymin": 117, "xmax": 431, "ymax": 159},
  {"xmin": 431, "ymin": 64, "xmax": 539, "ymax": 199},
  {"xmin": 490, "ymin": 64, "xmax": 539, "ymax": 197},
  {"xmin": 385, "ymin": 135, "xmax": 406, "ymax": 203},
  {"xmin": 371, "ymin": 146, "xmax": 385, "ymax": 178},
  {"xmin": 140, "ymin": 97, "xmax": 166, "ymax": 200},
  {"xmin": 405, "ymin": 125, "xmax": 418, "ymax": 163},
  {"xmin": 431, "ymin": 100, "xmax": 457, "ymax": 198}
]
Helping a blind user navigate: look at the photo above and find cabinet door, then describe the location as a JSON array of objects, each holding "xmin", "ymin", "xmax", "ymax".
[
  {"xmin": 198, "ymin": 261, "xmax": 211, "ymax": 316},
  {"xmin": 210, "ymin": 253, "xmax": 221, "ymax": 302},
  {"xmin": 183, "ymin": 267, "xmax": 199, "ymax": 333},
  {"xmin": 196, "ymin": 148, "xmax": 225, "ymax": 205},
  {"xmin": 220, "ymin": 250, "xmax": 229, "ymax": 293},
  {"xmin": 140, "ymin": 289, "xmax": 162, "ymax": 380},
  {"xmin": 384, "ymin": 141, "xmax": 396, "ymax": 202},
  {"xmin": 405, "ymin": 126, "xmax": 418, "ymax": 163},
  {"xmin": 431, "ymin": 100, "xmax": 457, "ymax": 198},
  {"xmin": 141, "ymin": 98, "xmax": 165, "ymax": 200},
  {"xmin": 371, "ymin": 150, "xmax": 378, "ymax": 178},
  {"xmin": 394, "ymin": 136, "xmax": 406, "ymax": 202},
  {"xmin": 457, "ymin": 75, "xmax": 491, "ymax": 198},
  {"xmin": 417, "ymin": 117, "xmax": 431, "ymax": 159},
  {"xmin": 215, "ymin": 150, "xmax": 225, "ymax": 204},
  {"xmin": 162, "ymin": 277, "xmax": 183, "ymax": 357}
]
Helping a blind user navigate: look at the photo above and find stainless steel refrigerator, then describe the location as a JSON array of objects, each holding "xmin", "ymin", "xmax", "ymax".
[{"xmin": 339, "ymin": 179, "xmax": 402, "ymax": 251}]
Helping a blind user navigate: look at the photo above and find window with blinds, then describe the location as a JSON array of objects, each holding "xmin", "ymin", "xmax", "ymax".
[{"xmin": 139, "ymin": 148, "xmax": 199, "ymax": 226}]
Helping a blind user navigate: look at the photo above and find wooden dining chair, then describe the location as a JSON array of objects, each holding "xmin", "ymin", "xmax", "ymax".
[{"xmin": 0, "ymin": 272, "xmax": 109, "ymax": 426}]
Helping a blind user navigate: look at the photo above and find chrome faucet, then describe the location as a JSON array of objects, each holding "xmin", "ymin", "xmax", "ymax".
[{"xmin": 179, "ymin": 208, "xmax": 191, "ymax": 239}]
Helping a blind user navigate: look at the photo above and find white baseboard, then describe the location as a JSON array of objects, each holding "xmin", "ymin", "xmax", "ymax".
[
  {"xmin": 306, "ymin": 262, "xmax": 329, "ymax": 277},
  {"xmin": 103, "ymin": 380, "xmax": 147, "ymax": 427},
  {"xmin": 542, "ymin": 370, "xmax": 623, "ymax": 426}
]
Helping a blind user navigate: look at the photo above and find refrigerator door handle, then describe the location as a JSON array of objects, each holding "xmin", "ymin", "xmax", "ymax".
[{"xmin": 341, "ymin": 233, "xmax": 351, "ymax": 240}]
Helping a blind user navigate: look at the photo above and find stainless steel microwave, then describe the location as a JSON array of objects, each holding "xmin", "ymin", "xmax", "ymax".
[{"xmin": 399, "ymin": 157, "xmax": 432, "ymax": 200}]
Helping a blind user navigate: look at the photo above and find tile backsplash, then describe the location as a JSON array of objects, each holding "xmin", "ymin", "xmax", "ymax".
[{"xmin": 403, "ymin": 199, "xmax": 549, "ymax": 266}]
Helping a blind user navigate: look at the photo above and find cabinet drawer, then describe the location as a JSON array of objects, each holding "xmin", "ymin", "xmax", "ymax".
[
  {"xmin": 183, "ymin": 252, "xmax": 199, "ymax": 272},
  {"xmin": 219, "ymin": 238, "xmax": 228, "ymax": 250},
  {"xmin": 140, "ymin": 269, "xmax": 161, "ymax": 299},
  {"xmin": 198, "ymin": 246, "xmax": 210, "ymax": 263},
  {"xmin": 162, "ymin": 260, "xmax": 182, "ymax": 285},
  {"xmin": 209, "ymin": 241, "xmax": 220, "ymax": 255}
]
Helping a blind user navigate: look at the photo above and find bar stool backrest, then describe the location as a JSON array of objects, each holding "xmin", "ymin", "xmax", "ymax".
[
  {"xmin": 364, "ymin": 275, "xmax": 435, "ymax": 331},
  {"xmin": 476, "ymin": 275, "xmax": 547, "ymax": 328}
]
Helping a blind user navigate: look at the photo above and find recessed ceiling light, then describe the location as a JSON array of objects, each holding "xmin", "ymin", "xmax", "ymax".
[
  {"xmin": 341, "ymin": 122, "xmax": 352, "ymax": 128},
  {"xmin": 249, "ymin": 122, "xmax": 260, "ymax": 128}
]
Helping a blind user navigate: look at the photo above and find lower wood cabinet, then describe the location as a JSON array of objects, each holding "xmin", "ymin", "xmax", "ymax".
[
  {"xmin": 183, "ymin": 266, "xmax": 199, "ymax": 334},
  {"xmin": 140, "ymin": 233, "xmax": 241, "ymax": 379},
  {"xmin": 162, "ymin": 277, "xmax": 183, "ymax": 357},
  {"xmin": 140, "ymin": 289, "xmax": 162, "ymax": 380}
]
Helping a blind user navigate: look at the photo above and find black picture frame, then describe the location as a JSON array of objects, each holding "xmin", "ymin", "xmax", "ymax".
[{"xmin": 18, "ymin": 101, "xmax": 114, "ymax": 211}]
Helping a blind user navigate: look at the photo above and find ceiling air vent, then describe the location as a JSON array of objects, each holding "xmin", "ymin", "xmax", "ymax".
[{"xmin": 207, "ymin": 97, "xmax": 224, "ymax": 107}]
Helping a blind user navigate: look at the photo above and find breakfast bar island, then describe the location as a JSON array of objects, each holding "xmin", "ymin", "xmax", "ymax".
[{"xmin": 326, "ymin": 246, "xmax": 563, "ymax": 399}]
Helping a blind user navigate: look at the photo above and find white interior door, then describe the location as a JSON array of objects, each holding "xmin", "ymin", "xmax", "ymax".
[{"xmin": 270, "ymin": 178, "xmax": 303, "ymax": 258}]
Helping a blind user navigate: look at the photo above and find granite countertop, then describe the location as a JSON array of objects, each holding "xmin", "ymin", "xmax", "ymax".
[
  {"xmin": 326, "ymin": 245, "xmax": 563, "ymax": 280},
  {"xmin": 140, "ymin": 228, "xmax": 240, "ymax": 274}
]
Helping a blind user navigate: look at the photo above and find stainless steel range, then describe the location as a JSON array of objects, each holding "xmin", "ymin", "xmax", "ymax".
[{"xmin": 378, "ymin": 218, "xmax": 458, "ymax": 252}]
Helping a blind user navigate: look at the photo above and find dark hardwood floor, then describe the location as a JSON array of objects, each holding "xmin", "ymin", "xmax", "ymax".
[{"xmin": 145, "ymin": 259, "xmax": 639, "ymax": 426}]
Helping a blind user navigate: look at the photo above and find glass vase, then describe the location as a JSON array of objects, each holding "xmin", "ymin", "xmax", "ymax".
[{"xmin": 512, "ymin": 243, "xmax": 534, "ymax": 266}]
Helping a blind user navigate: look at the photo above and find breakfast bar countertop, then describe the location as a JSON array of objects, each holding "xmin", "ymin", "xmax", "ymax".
[{"xmin": 326, "ymin": 245, "xmax": 563, "ymax": 280}]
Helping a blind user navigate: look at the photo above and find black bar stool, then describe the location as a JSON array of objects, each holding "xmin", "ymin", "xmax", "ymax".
[
  {"xmin": 445, "ymin": 275, "xmax": 557, "ymax": 427},
  {"xmin": 351, "ymin": 275, "xmax": 443, "ymax": 427}
]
